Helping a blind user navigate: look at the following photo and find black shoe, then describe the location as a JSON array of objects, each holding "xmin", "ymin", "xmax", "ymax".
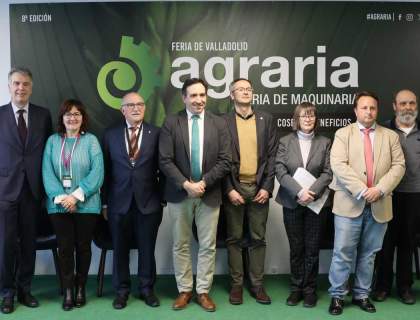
[
  {"xmin": 112, "ymin": 295, "xmax": 128, "ymax": 310},
  {"xmin": 1, "ymin": 297, "xmax": 14, "ymax": 314},
  {"xmin": 371, "ymin": 290, "xmax": 388, "ymax": 302},
  {"xmin": 139, "ymin": 291, "xmax": 160, "ymax": 307},
  {"xmin": 286, "ymin": 291, "xmax": 303, "ymax": 306},
  {"xmin": 352, "ymin": 298, "xmax": 376, "ymax": 313},
  {"xmin": 17, "ymin": 291, "xmax": 39, "ymax": 308},
  {"xmin": 399, "ymin": 289, "xmax": 416, "ymax": 305},
  {"xmin": 75, "ymin": 286, "xmax": 86, "ymax": 307},
  {"xmin": 62, "ymin": 289, "xmax": 74, "ymax": 311},
  {"xmin": 303, "ymin": 293, "xmax": 317, "ymax": 308},
  {"xmin": 329, "ymin": 298, "xmax": 344, "ymax": 315}
]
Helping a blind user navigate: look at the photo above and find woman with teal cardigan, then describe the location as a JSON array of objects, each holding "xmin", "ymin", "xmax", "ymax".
[{"xmin": 42, "ymin": 99, "xmax": 104, "ymax": 311}]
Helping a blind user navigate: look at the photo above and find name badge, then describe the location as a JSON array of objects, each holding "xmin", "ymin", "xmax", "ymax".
[{"xmin": 62, "ymin": 175, "xmax": 72, "ymax": 188}]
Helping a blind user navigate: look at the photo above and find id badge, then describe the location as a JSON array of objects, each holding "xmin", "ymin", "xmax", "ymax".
[{"xmin": 62, "ymin": 175, "xmax": 72, "ymax": 188}]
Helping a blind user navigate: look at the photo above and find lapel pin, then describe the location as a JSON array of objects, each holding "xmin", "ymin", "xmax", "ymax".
[
  {"xmin": 148, "ymin": 130, "xmax": 151, "ymax": 134},
  {"xmin": 260, "ymin": 117, "xmax": 263, "ymax": 120}
]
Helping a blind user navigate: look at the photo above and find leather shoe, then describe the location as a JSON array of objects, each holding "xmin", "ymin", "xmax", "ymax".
[
  {"xmin": 1, "ymin": 297, "xmax": 14, "ymax": 314},
  {"xmin": 62, "ymin": 289, "xmax": 74, "ymax": 311},
  {"xmin": 112, "ymin": 294, "xmax": 128, "ymax": 310},
  {"xmin": 303, "ymin": 293, "xmax": 317, "ymax": 308},
  {"xmin": 371, "ymin": 290, "xmax": 388, "ymax": 302},
  {"xmin": 329, "ymin": 297, "xmax": 344, "ymax": 315},
  {"xmin": 17, "ymin": 291, "xmax": 39, "ymax": 308},
  {"xmin": 75, "ymin": 286, "xmax": 86, "ymax": 307},
  {"xmin": 172, "ymin": 292, "xmax": 192, "ymax": 310},
  {"xmin": 197, "ymin": 293, "xmax": 216, "ymax": 312},
  {"xmin": 399, "ymin": 289, "xmax": 416, "ymax": 305},
  {"xmin": 229, "ymin": 286, "xmax": 243, "ymax": 305},
  {"xmin": 139, "ymin": 291, "xmax": 160, "ymax": 307},
  {"xmin": 286, "ymin": 291, "xmax": 303, "ymax": 306},
  {"xmin": 352, "ymin": 298, "xmax": 376, "ymax": 313},
  {"xmin": 250, "ymin": 286, "xmax": 271, "ymax": 304}
]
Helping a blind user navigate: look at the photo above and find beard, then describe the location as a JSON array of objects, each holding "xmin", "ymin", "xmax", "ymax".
[{"xmin": 396, "ymin": 109, "xmax": 418, "ymax": 126}]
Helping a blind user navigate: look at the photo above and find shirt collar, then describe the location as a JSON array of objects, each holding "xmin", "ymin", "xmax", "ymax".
[
  {"xmin": 11, "ymin": 102, "xmax": 29, "ymax": 115},
  {"xmin": 125, "ymin": 120, "xmax": 142, "ymax": 130},
  {"xmin": 357, "ymin": 121, "xmax": 376, "ymax": 131},
  {"xmin": 186, "ymin": 109, "xmax": 204, "ymax": 120}
]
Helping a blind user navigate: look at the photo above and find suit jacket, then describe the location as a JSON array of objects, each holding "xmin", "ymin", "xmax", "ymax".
[
  {"xmin": 0, "ymin": 103, "xmax": 52, "ymax": 201},
  {"xmin": 159, "ymin": 110, "xmax": 232, "ymax": 207},
  {"xmin": 275, "ymin": 132, "xmax": 332, "ymax": 209},
  {"xmin": 103, "ymin": 122, "xmax": 162, "ymax": 215},
  {"xmin": 329, "ymin": 123, "xmax": 405, "ymax": 222},
  {"xmin": 223, "ymin": 110, "xmax": 278, "ymax": 196}
]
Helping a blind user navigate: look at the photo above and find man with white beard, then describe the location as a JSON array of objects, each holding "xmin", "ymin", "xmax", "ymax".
[{"xmin": 373, "ymin": 89, "xmax": 419, "ymax": 305}]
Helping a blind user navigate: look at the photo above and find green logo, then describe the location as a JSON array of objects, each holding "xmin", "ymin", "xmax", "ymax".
[{"xmin": 97, "ymin": 36, "xmax": 161, "ymax": 110}]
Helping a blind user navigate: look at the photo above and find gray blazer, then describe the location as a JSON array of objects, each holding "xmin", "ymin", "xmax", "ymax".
[{"xmin": 275, "ymin": 132, "xmax": 332, "ymax": 209}]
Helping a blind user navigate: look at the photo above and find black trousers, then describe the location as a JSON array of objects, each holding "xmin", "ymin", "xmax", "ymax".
[
  {"xmin": 283, "ymin": 205, "xmax": 321, "ymax": 295},
  {"xmin": 108, "ymin": 197, "xmax": 162, "ymax": 296},
  {"xmin": 0, "ymin": 178, "xmax": 38, "ymax": 298},
  {"xmin": 50, "ymin": 213, "xmax": 98, "ymax": 289},
  {"xmin": 375, "ymin": 192, "xmax": 420, "ymax": 292}
]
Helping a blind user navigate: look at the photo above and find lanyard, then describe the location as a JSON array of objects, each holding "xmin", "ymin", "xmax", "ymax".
[{"xmin": 59, "ymin": 134, "xmax": 79, "ymax": 180}]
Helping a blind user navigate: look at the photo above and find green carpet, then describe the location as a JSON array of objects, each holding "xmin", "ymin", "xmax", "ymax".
[{"xmin": 4, "ymin": 275, "xmax": 420, "ymax": 320}]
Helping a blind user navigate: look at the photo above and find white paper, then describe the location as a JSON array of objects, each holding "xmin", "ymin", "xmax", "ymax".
[{"xmin": 293, "ymin": 167, "xmax": 329, "ymax": 214}]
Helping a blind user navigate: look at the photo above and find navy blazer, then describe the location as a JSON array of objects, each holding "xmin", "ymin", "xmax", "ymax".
[
  {"xmin": 159, "ymin": 110, "xmax": 232, "ymax": 207},
  {"xmin": 0, "ymin": 103, "xmax": 52, "ymax": 201},
  {"xmin": 102, "ymin": 122, "xmax": 162, "ymax": 215}
]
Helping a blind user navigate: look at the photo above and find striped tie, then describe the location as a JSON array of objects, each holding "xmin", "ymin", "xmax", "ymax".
[{"xmin": 129, "ymin": 127, "xmax": 139, "ymax": 161}]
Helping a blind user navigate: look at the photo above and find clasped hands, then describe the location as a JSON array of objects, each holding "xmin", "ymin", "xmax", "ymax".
[
  {"xmin": 60, "ymin": 195, "xmax": 78, "ymax": 213},
  {"xmin": 362, "ymin": 186, "xmax": 382, "ymax": 203},
  {"xmin": 297, "ymin": 189, "xmax": 315, "ymax": 206},
  {"xmin": 183, "ymin": 180, "xmax": 206, "ymax": 198},
  {"xmin": 228, "ymin": 188, "xmax": 269, "ymax": 206}
]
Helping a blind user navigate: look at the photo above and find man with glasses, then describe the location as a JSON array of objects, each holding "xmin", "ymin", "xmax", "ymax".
[
  {"xmin": 102, "ymin": 92, "xmax": 163, "ymax": 310},
  {"xmin": 0, "ymin": 67, "xmax": 52, "ymax": 314},
  {"xmin": 159, "ymin": 78, "xmax": 231, "ymax": 312},
  {"xmin": 373, "ymin": 89, "xmax": 420, "ymax": 305},
  {"xmin": 222, "ymin": 78, "xmax": 277, "ymax": 305}
]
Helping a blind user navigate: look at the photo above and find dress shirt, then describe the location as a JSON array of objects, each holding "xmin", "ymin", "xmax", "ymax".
[
  {"xmin": 124, "ymin": 120, "xmax": 143, "ymax": 155},
  {"xmin": 11, "ymin": 102, "xmax": 29, "ymax": 127}
]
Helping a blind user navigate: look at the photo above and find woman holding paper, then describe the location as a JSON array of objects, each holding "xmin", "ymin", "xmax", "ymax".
[
  {"xmin": 42, "ymin": 99, "xmax": 104, "ymax": 311},
  {"xmin": 275, "ymin": 102, "xmax": 332, "ymax": 308}
]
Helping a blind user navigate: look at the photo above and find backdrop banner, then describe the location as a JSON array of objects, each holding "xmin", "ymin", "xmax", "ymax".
[{"xmin": 9, "ymin": 2, "xmax": 420, "ymax": 136}]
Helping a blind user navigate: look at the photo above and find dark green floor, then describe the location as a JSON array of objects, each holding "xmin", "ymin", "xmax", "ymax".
[{"xmin": 4, "ymin": 275, "xmax": 420, "ymax": 320}]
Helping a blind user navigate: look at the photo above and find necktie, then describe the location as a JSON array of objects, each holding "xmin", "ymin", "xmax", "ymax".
[
  {"xmin": 17, "ymin": 109, "xmax": 27, "ymax": 143},
  {"xmin": 362, "ymin": 128, "xmax": 374, "ymax": 187},
  {"xmin": 191, "ymin": 115, "xmax": 201, "ymax": 182},
  {"xmin": 129, "ymin": 127, "xmax": 139, "ymax": 161}
]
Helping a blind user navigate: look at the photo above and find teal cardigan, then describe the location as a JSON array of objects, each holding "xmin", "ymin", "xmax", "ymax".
[{"xmin": 42, "ymin": 132, "xmax": 104, "ymax": 214}]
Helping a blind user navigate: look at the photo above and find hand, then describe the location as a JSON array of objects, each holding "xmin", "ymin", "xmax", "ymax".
[
  {"xmin": 60, "ymin": 195, "xmax": 78, "ymax": 212},
  {"xmin": 228, "ymin": 189, "xmax": 245, "ymax": 206},
  {"xmin": 183, "ymin": 180, "xmax": 205, "ymax": 198},
  {"xmin": 102, "ymin": 207, "xmax": 108, "ymax": 221},
  {"xmin": 363, "ymin": 187, "xmax": 382, "ymax": 203},
  {"xmin": 298, "ymin": 189, "xmax": 315, "ymax": 206},
  {"xmin": 253, "ymin": 189, "xmax": 269, "ymax": 204},
  {"xmin": 67, "ymin": 203, "xmax": 77, "ymax": 213}
]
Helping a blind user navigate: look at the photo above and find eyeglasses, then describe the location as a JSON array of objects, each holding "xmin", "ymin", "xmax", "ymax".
[
  {"xmin": 64, "ymin": 112, "xmax": 82, "ymax": 118},
  {"xmin": 233, "ymin": 87, "xmax": 253, "ymax": 93},
  {"xmin": 299, "ymin": 115, "xmax": 316, "ymax": 119},
  {"xmin": 122, "ymin": 102, "xmax": 145, "ymax": 109}
]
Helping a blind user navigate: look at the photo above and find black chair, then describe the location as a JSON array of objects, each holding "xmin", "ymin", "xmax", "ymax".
[
  {"xmin": 36, "ymin": 207, "xmax": 63, "ymax": 294},
  {"xmin": 92, "ymin": 216, "xmax": 138, "ymax": 297}
]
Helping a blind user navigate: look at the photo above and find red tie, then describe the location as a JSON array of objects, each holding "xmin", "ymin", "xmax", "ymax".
[
  {"xmin": 129, "ymin": 127, "xmax": 139, "ymax": 160},
  {"xmin": 362, "ymin": 128, "xmax": 374, "ymax": 187}
]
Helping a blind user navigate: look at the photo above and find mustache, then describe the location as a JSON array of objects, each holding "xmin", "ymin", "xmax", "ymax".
[{"xmin": 396, "ymin": 109, "xmax": 418, "ymax": 124}]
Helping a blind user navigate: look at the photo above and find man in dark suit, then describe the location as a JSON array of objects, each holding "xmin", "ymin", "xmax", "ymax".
[
  {"xmin": 0, "ymin": 67, "xmax": 52, "ymax": 314},
  {"xmin": 223, "ymin": 78, "xmax": 277, "ymax": 305},
  {"xmin": 159, "ymin": 78, "xmax": 231, "ymax": 312},
  {"xmin": 102, "ymin": 92, "xmax": 162, "ymax": 310}
]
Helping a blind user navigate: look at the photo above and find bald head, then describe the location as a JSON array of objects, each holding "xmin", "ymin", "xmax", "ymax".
[{"xmin": 121, "ymin": 92, "xmax": 146, "ymax": 126}]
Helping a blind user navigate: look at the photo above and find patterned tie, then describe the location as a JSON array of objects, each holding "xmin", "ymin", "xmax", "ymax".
[
  {"xmin": 362, "ymin": 128, "xmax": 374, "ymax": 187},
  {"xmin": 191, "ymin": 115, "xmax": 201, "ymax": 182},
  {"xmin": 17, "ymin": 109, "xmax": 27, "ymax": 143},
  {"xmin": 129, "ymin": 127, "xmax": 139, "ymax": 161}
]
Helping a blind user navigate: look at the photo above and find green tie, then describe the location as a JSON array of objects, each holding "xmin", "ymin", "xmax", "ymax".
[{"xmin": 191, "ymin": 114, "xmax": 201, "ymax": 182}]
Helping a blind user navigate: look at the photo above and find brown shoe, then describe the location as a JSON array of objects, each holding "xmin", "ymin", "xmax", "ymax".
[
  {"xmin": 172, "ymin": 292, "xmax": 193, "ymax": 310},
  {"xmin": 197, "ymin": 293, "xmax": 216, "ymax": 312},
  {"xmin": 250, "ymin": 286, "xmax": 271, "ymax": 304},
  {"xmin": 229, "ymin": 286, "xmax": 243, "ymax": 305}
]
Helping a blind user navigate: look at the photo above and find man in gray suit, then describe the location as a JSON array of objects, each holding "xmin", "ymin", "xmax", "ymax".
[
  {"xmin": 159, "ymin": 78, "xmax": 231, "ymax": 312},
  {"xmin": 223, "ymin": 78, "xmax": 277, "ymax": 305}
]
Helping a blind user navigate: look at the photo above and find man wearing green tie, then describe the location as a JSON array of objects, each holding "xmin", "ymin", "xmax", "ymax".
[{"xmin": 159, "ymin": 78, "xmax": 231, "ymax": 312}]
